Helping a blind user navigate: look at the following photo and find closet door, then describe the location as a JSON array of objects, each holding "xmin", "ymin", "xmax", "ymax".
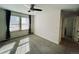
[
  {"xmin": 0, "ymin": 9, "xmax": 6, "ymax": 41},
  {"xmin": 75, "ymin": 16, "xmax": 79, "ymax": 42},
  {"xmin": 65, "ymin": 16, "xmax": 74, "ymax": 38}
]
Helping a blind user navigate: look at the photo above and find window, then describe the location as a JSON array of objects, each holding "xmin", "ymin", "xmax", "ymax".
[
  {"xmin": 10, "ymin": 15, "xmax": 29, "ymax": 32},
  {"xmin": 10, "ymin": 16, "xmax": 20, "ymax": 32},
  {"xmin": 21, "ymin": 17, "xmax": 29, "ymax": 30}
]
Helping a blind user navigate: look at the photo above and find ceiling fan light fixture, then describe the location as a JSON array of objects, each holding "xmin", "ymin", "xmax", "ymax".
[{"xmin": 28, "ymin": 4, "xmax": 42, "ymax": 12}]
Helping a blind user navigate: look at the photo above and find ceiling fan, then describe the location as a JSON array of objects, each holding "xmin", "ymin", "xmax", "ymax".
[{"xmin": 28, "ymin": 4, "xmax": 42, "ymax": 12}]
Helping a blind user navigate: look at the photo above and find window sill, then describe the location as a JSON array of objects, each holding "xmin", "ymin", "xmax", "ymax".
[{"xmin": 10, "ymin": 30, "xmax": 29, "ymax": 33}]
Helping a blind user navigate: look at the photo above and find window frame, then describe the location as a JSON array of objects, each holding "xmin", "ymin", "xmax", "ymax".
[
  {"xmin": 10, "ymin": 15, "xmax": 20, "ymax": 32},
  {"xmin": 21, "ymin": 16, "xmax": 29, "ymax": 31},
  {"xmin": 10, "ymin": 15, "xmax": 29, "ymax": 32}
]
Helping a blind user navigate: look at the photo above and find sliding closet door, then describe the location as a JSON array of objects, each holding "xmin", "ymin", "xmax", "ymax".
[{"xmin": 0, "ymin": 9, "xmax": 6, "ymax": 41}]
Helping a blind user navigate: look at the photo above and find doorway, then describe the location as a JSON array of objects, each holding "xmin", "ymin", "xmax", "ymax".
[
  {"xmin": 60, "ymin": 10, "xmax": 79, "ymax": 51},
  {"xmin": 60, "ymin": 10, "xmax": 76, "ymax": 41}
]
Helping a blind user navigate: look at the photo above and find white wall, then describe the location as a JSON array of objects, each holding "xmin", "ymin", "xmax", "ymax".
[
  {"xmin": 34, "ymin": 8, "xmax": 61, "ymax": 44},
  {"xmin": 0, "ymin": 9, "xmax": 6, "ymax": 41}
]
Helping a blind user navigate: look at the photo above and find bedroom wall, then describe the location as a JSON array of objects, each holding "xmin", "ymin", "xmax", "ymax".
[{"xmin": 34, "ymin": 8, "xmax": 61, "ymax": 44}]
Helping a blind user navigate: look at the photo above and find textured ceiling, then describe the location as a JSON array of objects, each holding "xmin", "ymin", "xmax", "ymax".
[{"xmin": 0, "ymin": 4, "xmax": 79, "ymax": 15}]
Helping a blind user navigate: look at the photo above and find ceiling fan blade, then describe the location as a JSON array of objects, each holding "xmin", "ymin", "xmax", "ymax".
[
  {"xmin": 31, "ymin": 4, "xmax": 34, "ymax": 9},
  {"xmin": 28, "ymin": 10, "xmax": 31, "ymax": 12},
  {"xmin": 28, "ymin": 4, "xmax": 34, "ymax": 12},
  {"xmin": 28, "ymin": 4, "xmax": 42, "ymax": 12},
  {"xmin": 32, "ymin": 9, "xmax": 42, "ymax": 11}
]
